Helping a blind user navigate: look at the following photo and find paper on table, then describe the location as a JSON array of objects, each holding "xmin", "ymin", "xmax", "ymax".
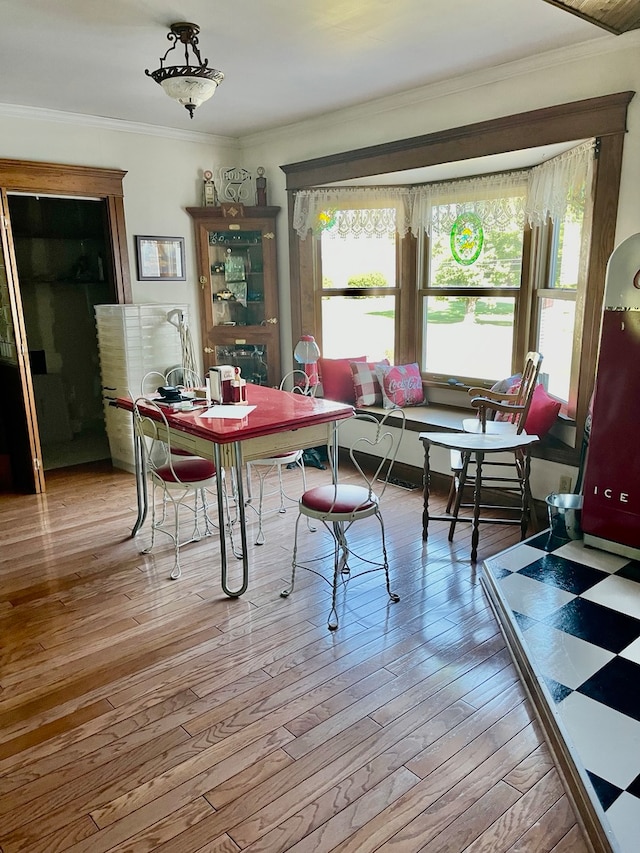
[{"xmin": 201, "ymin": 405, "xmax": 256, "ymax": 419}]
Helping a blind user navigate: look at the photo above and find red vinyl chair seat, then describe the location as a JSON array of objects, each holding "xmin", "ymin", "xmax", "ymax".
[
  {"xmin": 301, "ymin": 484, "xmax": 377, "ymax": 515},
  {"xmin": 282, "ymin": 409, "xmax": 405, "ymax": 630},
  {"xmin": 156, "ymin": 457, "xmax": 216, "ymax": 484}
]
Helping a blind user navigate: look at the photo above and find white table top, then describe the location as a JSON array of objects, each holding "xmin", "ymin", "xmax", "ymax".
[{"xmin": 418, "ymin": 431, "xmax": 539, "ymax": 451}]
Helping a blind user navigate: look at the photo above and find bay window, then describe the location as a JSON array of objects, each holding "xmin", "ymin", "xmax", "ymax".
[
  {"xmin": 293, "ymin": 140, "xmax": 596, "ymax": 423},
  {"xmin": 284, "ymin": 92, "xmax": 631, "ymax": 458}
]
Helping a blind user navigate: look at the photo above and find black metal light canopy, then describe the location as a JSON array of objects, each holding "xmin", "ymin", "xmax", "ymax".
[{"xmin": 146, "ymin": 22, "xmax": 224, "ymax": 119}]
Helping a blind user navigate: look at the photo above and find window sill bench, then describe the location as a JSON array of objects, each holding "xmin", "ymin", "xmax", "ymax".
[{"xmin": 355, "ymin": 404, "xmax": 579, "ymax": 467}]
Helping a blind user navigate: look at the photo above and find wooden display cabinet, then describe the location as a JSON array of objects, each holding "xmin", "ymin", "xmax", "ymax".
[{"xmin": 187, "ymin": 205, "xmax": 281, "ymax": 386}]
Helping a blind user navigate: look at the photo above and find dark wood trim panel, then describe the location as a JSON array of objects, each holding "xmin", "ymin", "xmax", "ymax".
[
  {"xmin": 397, "ymin": 233, "xmax": 417, "ymax": 366},
  {"xmin": 0, "ymin": 157, "xmax": 132, "ymax": 303},
  {"xmin": 0, "ymin": 158, "xmax": 126, "ymax": 197},
  {"xmin": 286, "ymin": 194, "xmax": 303, "ymax": 344},
  {"xmin": 186, "ymin": 205, "xmax": 282, "ymax": 221},
  {"xmin": 281, "ymin": 92, "xmax": 634, "ymax": 189},
  {"xmin": 514, "ymin": 227, "xmax": 534, "ymax": 373},
  {"xmin": 573, "ymin": 133, "xmax": 626, "ymax": 432},
  {"xmin": 290, "ymin": 210, "xmax": 321, "ymax": 346},
  {"xmin": 541, "ymin": 0, "xmax": 640, "ymax": 36},
  {"xmin": 0, "ymin": 190, "xmax": 45, "ymax": 493},
  {"xmin": 105, "ymin": 195, "xmax": 132, "ymax": 303}
]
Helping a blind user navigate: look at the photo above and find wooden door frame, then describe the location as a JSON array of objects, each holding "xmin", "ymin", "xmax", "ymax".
[{"xmin": 0, "ymin": 158, "xmax": 132, "ymax": 493}]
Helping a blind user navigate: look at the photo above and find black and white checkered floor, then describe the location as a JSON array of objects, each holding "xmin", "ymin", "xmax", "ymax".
[{"xmin": 484, "ymin": 532, "xmax": 640, "ymax": 853}]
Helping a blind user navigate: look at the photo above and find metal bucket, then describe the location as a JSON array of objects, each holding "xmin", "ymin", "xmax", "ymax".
[{"xmin": 546, "ymin": 493, "xmax": 583, "ymax": 540}]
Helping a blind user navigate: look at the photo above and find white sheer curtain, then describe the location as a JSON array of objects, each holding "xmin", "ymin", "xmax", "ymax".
[
  {"xmin": 292, "ymin": 140, "xmax": 595, "ymax": 239},
  {"xmin": 526, "ymin": 139, "xmax": 595, "ymax": 227}
]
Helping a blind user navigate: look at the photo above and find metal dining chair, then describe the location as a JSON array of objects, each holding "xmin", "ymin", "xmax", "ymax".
[
  {"xmin": 245, "ymin": 369, "xmax": 317, "ymax": 545},
  {"xmin": 281, "ymin": 409, "xmax": 406, "ymax": 629},
  {"xmin": 133, "ymin": 396, "xmax": 220, "ymax": 580},
  {"xmin": 137, "ymin": 371, "xmax": 242, "ymax": 556}
]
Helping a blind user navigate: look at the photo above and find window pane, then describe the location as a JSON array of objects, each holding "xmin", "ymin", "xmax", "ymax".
[
  {"xmin": 423, "ymin": 295, "xmax": 514, "ymax": 381},
  {"xmin": 550, "ymin": 204, "xmax": 586, "ymax": 291},
  {"xmin": 322, "ymin": 295, "xmax": 394, "ymax": 361},
  {"xmin": 537, "ymin": 297, "xmax": 576, "ymax": 401},
  {"xmin": 320, "ymin": 212, "xmax": 397, "ymax": 359},
  {"xmin": 321, "ymin": 223, "xmax": 396, "ymax": 290}
]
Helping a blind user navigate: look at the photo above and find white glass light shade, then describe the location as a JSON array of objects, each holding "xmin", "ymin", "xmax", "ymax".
[
  {"xmin": 160, "ymin": 76, "xmax": 220, "ymax": 111},
  {"xmin": 147, "ymin": 24, "xmax": 224, "ymax": 119},
  {"xmin": 294, "ymin": 335, "xmax": 320, "ymax": 364}
]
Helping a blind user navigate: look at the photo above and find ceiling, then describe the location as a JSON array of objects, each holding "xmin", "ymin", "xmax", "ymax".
[{"xmin": 0, "ymin": 0, "xmax": 626, "ymax": 140}]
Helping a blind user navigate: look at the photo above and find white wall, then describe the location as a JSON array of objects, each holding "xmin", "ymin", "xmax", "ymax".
[{"xmin": 0, "ymin": 110, "xmax": 241, "ymax": 363}]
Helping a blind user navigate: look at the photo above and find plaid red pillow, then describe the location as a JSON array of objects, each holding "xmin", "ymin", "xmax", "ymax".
[
  {"xmin": 495, "ymin": 375, "xmax": 522, "ymax": 422},
  {"xmin": 350, "ymin": 360, "xmax": 390, "ymax": 407}
]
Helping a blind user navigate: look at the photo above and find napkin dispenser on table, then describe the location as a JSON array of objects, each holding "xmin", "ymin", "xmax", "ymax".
[{"xmin": 208, "ymin": 365, "xmax": 235, "ymax": 404}]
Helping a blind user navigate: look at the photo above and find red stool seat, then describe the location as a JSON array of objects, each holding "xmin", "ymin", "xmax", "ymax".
[
  {"xmin": 156, "ymin": 457, "xmax": 216, "ymax": 483},
  {"xmin": 301, "ymin": 484, "xmax": 376, "ymax": 514}
]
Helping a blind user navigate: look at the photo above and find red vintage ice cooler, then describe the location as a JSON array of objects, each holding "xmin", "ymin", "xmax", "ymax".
[{"xmin": 582, "ymin": 232, "xmax": 640, "ymax": 559}]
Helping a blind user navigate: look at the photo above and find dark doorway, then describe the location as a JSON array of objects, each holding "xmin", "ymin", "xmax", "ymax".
[{"xmin": 8, "ymin": 195, "xmax": 114, "ymax": 470}]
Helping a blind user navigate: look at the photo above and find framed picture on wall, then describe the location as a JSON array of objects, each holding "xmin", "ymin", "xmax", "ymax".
[{"xmin": 135, "ymin": 236, "xmax": 186, "ymax": 281}]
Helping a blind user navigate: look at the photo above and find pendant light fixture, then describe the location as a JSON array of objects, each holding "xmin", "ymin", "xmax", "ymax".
[{"xmin": 146, "ymin": 23, "xmax": 224, "ymax": 119}]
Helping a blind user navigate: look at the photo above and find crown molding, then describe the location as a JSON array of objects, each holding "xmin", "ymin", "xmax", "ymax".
[
  {"xmin": 0, "ymin": 102, "xmax": 238, "ymax": 147},
  {"xmin": 240, "ymin": 30, "xmax": 640, "ymax": 149}
]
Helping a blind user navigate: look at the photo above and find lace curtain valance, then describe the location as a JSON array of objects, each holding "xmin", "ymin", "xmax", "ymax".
[
  {"xmin": 292, "ymin": 140, "xmax": 595, "ymax": 239},
  {"xmin": 292, "ymin": 186, "xmax": 413, "ymax": 239},
  {"xmin": 411, "ymin": 172, "xmax": 529, "ymax": 237}
]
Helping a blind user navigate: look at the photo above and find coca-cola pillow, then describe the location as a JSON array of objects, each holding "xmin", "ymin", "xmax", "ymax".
[{"xmin": 375, "ymin": 363, "xmax": 425, "ymax": 409}]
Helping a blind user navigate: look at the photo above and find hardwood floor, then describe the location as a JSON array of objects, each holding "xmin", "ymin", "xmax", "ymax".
[{"xmin": 0, "ymin": 461, "xmax": 592, "ymax": 852}]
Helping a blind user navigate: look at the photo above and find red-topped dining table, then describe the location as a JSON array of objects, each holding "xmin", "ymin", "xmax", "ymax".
[{"xmin": 116, "ymin": 384, "xmax": 354, "ymax": 597}]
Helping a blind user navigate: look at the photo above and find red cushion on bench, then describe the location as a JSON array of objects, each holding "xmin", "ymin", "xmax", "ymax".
[{"xmin": 318, "ymin": 356, "xmax": 366, "ymax": 403}]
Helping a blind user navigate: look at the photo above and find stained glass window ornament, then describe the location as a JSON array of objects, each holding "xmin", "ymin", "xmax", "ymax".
[{"xmin": 450, "ymin": 212, "xmax": 484, "ymax": 266}]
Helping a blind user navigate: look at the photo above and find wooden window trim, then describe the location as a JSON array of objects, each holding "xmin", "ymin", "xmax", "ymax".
[
  {"xmin": 282, "ymin": 92, "xmax": 632, "ymax": 189},
  {"xmin": 283, "ymin": 91, "xmax": 634, "ymax": 456}
]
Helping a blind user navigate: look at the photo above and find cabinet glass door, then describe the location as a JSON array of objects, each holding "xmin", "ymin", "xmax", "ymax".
[
  {"xmin": 208, "ymin": 230, "xmax": 266, "ymax": 328},
  {"xmin": 214, "ymin": 344, "xmax": 268, "ymax": 385},
  {"xmin": 189, "ymin": 206, "xmax": 281, "ymax": 387}
]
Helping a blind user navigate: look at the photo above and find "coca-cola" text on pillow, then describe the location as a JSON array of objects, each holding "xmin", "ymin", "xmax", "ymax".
[{"xmin": 374, "ymin": 363, "xmax": 425, "ymax": 409}]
